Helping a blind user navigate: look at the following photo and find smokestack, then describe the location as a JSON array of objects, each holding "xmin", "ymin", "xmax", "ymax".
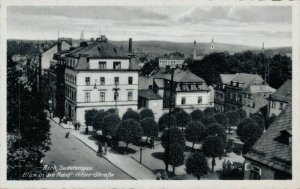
[
  {"xmin": 128, "ymin": 38, "xmax": 132, "ymax": 53},
  {"xmin": 193, "ymin": 40, "xmax": 197, "ymax": 60},
  {"xmin": 57, "ymin": 40, "xmax": 62, "ymax": 52}
]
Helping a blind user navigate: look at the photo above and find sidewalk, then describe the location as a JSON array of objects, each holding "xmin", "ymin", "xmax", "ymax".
[{"xmin": 50, "ymin": 117, "xmax": 156, "ymax": 180}]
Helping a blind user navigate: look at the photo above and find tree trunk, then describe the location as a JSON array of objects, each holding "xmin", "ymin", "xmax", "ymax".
[
  {"xmin": 146, "ymin": 136, "xmax": 148, "ymax": 143},
  {"xmin": 192, "ymin": 141, "xmax": 195, "ymax": 149},
  {"xmin": 173, "ymin": 166, "xmax": 175, "ymax": 174},
  {"xmin": 197, "ymin": 176, "xmax": 200, "ymax": 180},
  {"xmin": 126, "ymin": 142, "xmax": 128, "ymax": 151},
  {"xmin": 212, "ymin": 157, "xmax": 215, "ymax": 172},
  {"xmin": 228, "ymin": 125, "xmax": 231, "ymax": 134}
]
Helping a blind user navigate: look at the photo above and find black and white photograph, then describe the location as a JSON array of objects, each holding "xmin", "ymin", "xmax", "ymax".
[{"xmin": 1, "ymin": 1, "xmax": 299, "ymax": 188}]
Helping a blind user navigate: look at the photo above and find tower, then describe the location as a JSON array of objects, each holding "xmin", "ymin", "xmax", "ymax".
[
  {"xmin": 211, "ymin": 37, "xmax": 214, "ymax": 51},
  {"xmin": 80, "ymin": 30, "xmax": 84, "ymax": 42},
  {"xmin": 193, "ymin": 40, "xmax": 197, "ymax": 60}
]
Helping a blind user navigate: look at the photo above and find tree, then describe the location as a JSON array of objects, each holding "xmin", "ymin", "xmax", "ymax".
[
  {"xmin": 203, "ymin": 107, "xmax": 216, "ymax": 117},
  {"xmin": 238, "ymin": 122, "xmax": 263, "ymax": 144},
  {"xmin": 185, "ymin": 121, "xmax": 206, "ymax": 149},
  {"xmin": 106, "ymin": 108, "xmax": 117, "ymax": 114},
  {"xmin": 102, "ymin": 113, "xmax": 121, "ymax": 137},
  {"xmin": 206, "ymin": 123, "xmax": 227, "ymax": 144},
  {"xmin": 158, "ymin": 113, "xmax": 178, "ymax": 131},
  {"xmin": 190, "ymin": 109, "xmax": 203, "ymax": 121},
  {"xmin": 214, "ymin": 113, "xmax": 228, "ymax": 129},
  {"xmin": 235, "ymin": 108, "xmax": 247, "ymax": 123},
  {"xmin": 116, "ymin": 119, "xmax": 143, "ymax": 150},
  {"xmin": 226, "ymin": 111, "xmax": 239, "ymax": 134},
  {"xmin": 85, "ymin": 109, "xmax": 98, "ymax": 126},
  {"xmin": 201, "ymin": 116, "xmax": 217, "ymax": 126},
  {"xmin": 167, "ymin": 143, "xmax": 185, "ymax": 174},
  {"xmin": 140, "ymin": 118, "xmax": 159, "ymax": 142},
  {"xmin": 139, "ymin": 108, "xmax": 154, "ymax": 119},
  {"xmin": 93, "ymin": 110, "xmax": 109, "ymax": 131},
  {"xmin": 236, "ymin": 117, "xmax": 259, "ymax": 138},
  {"xmin": 186, "ymin": 152, "xmax": 209, "ymax": 180},
  {"xmin": 122, "ymin": 110, "xmax": 142, "ymax": 122},
  {"xmin": 202, "ymin": 136, "xmax": 224, "ymax": 172},
  {"xmin": 250, "ymin": 112, "xmax": 266, "ymax": 130},
  {"xmin": 161, "ymin": 127, "xmax": 185, "ymax": 149},
  {"xmin": 176, "ymin": 111, "xmax": 191, "ymax": 130}
]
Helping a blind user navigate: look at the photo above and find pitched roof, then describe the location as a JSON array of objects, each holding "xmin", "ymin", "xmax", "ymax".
[
  {"xmin": 247, "ymin": 84, "xmax": 276, "ymax": 94},
  {"xmin": 138, "ymin": 90, "xmax": 162, "ymax": 100},
  {"xmin": 244, "ymin": 104, "xmax": 292, "ymax": 174},
  {"xmin": 153, "ymin": 68, "xmax": 205, "ymax": 83},
  {"xmin": 220, "ymin": 73, "xmax": 238, "ymax": 85},
  {"xmin": 67, "ymin": 40, "xmax": 130, "ymax": 59},
  {"xmin": 138, "ymin": 76, "xmax": 153, "ymax": 90},
  {"xmin": 270, "ymin": 80, "xmax": 292, "ymax": 103},
  {"xmin": 220, "ymin": 73, "xmax": 266, "ymax": 90}
]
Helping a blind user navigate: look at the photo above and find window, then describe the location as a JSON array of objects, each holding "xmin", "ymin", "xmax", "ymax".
[
  {"xmin": 181, "ymin": 97, "xmax": 186, "ymax": 105},
  {"xmin": 279, "ymin": 102, "xmax": 284, "ymax": 110},
  {"xmin": 250, "ymin": 165, "xmax": 261, "ymax": 180},
  {"xmin": 128, "ymin": 91, "xmax": 133, "ymax": 101},
  {"xmin": 100, "ymin": 77, "xmax": 105, "ymax": 85},
  {"xmin": 271, "ymin": 101, "xmax": 276, "ymax": 108},
  {"xmin": 114, "ymin": 91, "xmax": 119, "ymax": 101},
  {"xmin": 198, "ymin": 97, "xmax": 202, "ymax": 104},
  {"xmin": 113, "ymin": 62, "xmax": 121, "ymax": 69},
  {"xmin": 85, "ymin": 92, "xmax": 90, "ymax": 102},
  {"xmin": 128, "ymin": 77, "xmax": 133, "ymax": 85},
  {"xmin": 149, "ymin": 85, "xmax": 153, "ymax": 90},
  {"xmin": 85, "ymin": 77, "xmax": 90, "ymax": 85},
  {"xmin": 100, "ymin": 92, "xmax": 105, "ymax": 102},
  {"xmin": 114, "ymin": 77, "xmax": 119, "ymax": 85},
  {"xmin": 99, "ymin": 61, "xmax": 106, "ymax": 69}
]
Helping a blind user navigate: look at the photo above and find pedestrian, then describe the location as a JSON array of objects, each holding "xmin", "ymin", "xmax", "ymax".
[
  {"xmin": 150, "ymin": 137, "xmax": 154, "ymax": 149},
  {"xmin": 85, "ymin": 126, "xmax": 89, "ymax": 135},
  {"xmin": 97, "ymin": 143, "xmax": 103, "ymax": 156},
  {"xmin": 104, "ymin": 142, "xmax": 108, "ymax": 155},
  {"xmin": 222, "ymin": 159, "xmax": 227, "ymax": 170}
]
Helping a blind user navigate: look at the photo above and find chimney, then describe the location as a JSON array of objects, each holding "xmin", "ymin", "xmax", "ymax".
[
  {"xmin": 57, "ymin": 40, "xmax": 62, "ymax": 52},
  {"xmin": 193, "ymin": 40, "xmax": 197, "ymax": 60},
  {"xmin": 128, "ymin": 38, "xmax": 132, "ymax": 53}
]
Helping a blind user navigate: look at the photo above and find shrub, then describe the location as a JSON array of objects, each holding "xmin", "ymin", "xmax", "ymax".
[{"xmin": 139, "ymin": 108, "xmax": 154, "ymax": 119}]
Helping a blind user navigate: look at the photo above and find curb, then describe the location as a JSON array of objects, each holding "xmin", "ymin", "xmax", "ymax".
[{"xmin": 49, "ymin": 118, "xmax": 136, "ymax": 180}]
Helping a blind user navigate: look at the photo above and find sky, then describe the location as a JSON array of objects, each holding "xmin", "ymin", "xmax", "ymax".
[{"xmin": 7, "ymin": 6, "xmax": 292, "ymax": 47}]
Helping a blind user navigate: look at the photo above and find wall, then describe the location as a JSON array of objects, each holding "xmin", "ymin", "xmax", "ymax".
[
  {"xmin": 269, "ymin": 100, "xmax": 288, "ymax": 117},
  {"xmin": 89, "ymin": 59, "xmax": 130, "ymax": 69},
  {"xmin": 244, "ymin": 159, "xmax": 275, "ymax": 180},
  {"xmin": 158, "ymin": 59, "xmax": 184, "ymax": 68}
]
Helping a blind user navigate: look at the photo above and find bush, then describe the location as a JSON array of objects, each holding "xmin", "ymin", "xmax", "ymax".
[
  {"xmin": 203, "ymin": 107, "xmax": 216, "ymax": 117},
  {"xmin": 122, "ymin": 110, "xmax": 141, "ymax": 122},
  {"xmin": 158, "ymin": 113, "xmax": 177, "ymax": 131},
  {"xmin": 190, "ymin": 109, "xmax": 203, "ymax": 121},
  {"xmin": 206, "ymin": 123, "xmax": 227, "ymax": 144},
  {"xmin": 186, "ymin": 152, "xmax": 209, "ymax": 180},
  {"xmin": 141, "ymin": 118, "xmax": 159, "ymax": 141},
  {"xmin": 116, "ymin": 119, "xmax": 143, "ymax": 150},
  {"xmin": 161, "ymin": 127, "xmax": 185, "ymax": 149},
  {"xmin": 102, "ymin": 113, "xmax": 121, "ymax": 136},
  {"xmin": 176, "ymin": 111, "xmax": 191, "ymax": 130},
  {"xmin": 185, "ymin": 121, "xmax": 206, "ymax": 149},
  {"xmin": 139, "ymin": 108, "xmax": 154, "ymax": 119}
]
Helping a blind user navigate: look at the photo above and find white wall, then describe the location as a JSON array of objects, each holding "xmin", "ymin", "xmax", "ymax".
[
  {"xmin": 89, "ymin": 59, "xmax": 130, "ymax": 69},
  {"xmin": 175, "ymin": 91, "xmax": 211, "ymax": 106}
]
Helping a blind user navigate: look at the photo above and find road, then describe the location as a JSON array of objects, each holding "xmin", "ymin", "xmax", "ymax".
[{"xmin": 42, "ymin": 120, "xmax": 132, "ymax": 180}]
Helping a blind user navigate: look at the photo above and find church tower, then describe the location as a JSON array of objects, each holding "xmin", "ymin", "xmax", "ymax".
[{"xmin": 193, "ymin": 40, "xmax": 197, "ymax": 60}]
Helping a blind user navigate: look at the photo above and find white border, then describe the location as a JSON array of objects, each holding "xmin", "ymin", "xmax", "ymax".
[{"xmin": 1, "ymin": 1, "xmax": 299, "ymax": 189}]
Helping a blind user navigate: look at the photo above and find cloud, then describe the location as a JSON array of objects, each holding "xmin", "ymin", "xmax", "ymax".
[{"xmin": 176, "ymin": 6, "xmax": 291, "ymax": 24}]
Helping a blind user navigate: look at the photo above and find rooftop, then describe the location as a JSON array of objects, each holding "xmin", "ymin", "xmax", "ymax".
[
  {"xmin": 244, "ymin": 104, "xmax": 292, "ymax": 174},
  {"xmin": 220, "ymin": 73, "xmax": 266, "ymax": 90},
  {"xmin": 138, "ymin": 90, "xmax": 162, "ymax": 100},
  {"xmin": 153, "ymin": 68, "xmax": 206, "ymax": 83},
  {"xmin": 270, "ymin": 79, "xmax": 292, "ymax": 103}
]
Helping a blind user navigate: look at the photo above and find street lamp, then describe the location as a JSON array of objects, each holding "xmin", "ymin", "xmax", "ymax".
[
  {"xmin": 165, "ymin": 67, "xmax": 175, "ymax": 172},
  {"xmin": 112, "ymin": 83, "xmax": 120, "ymax": 114}
]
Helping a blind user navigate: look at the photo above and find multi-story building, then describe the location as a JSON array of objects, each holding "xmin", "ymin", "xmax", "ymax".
[
  {"xmin": 63, "ymin": 36, "xmax": 139, "ymax": 124},
  {"xmin": 244, "ymin": 104, "xmax": 292, "ymax": 180},
  {"xmin": 138, "ymin": 68, "xmax": 213, "ymax": 120},
  {"xmin": 269, "ymin": 79, "xmax": 292, "ymax": 117},
  {"xmin": 214, "ymin": 73, "xmax": 275, "ymax": 116},
  {"xmin": 158, "ymin": 52, "xmax": 185, "ymax": 69}
]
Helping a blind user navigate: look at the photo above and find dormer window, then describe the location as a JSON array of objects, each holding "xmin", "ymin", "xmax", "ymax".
[
  {"xmin": 274, "ymin": 129, "xmax": 292, "ymax": 145},
  {"xmin": 99, "ymin": 61, "xmax": 106, "ymax": 69},
  {"xmin": 113, "ymin": 62, "xmax": 121, "ymax": 69}
]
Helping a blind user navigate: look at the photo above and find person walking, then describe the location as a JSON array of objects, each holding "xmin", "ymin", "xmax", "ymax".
[
  {"xmin": 104, "ymin": 142, "xmax": 108, "ymax": 155},
  {"xmin": 85, "ymin": 126, "xmax": 89, "ymax": 135},
  {"xmin": 97, "ymin": 143, "xmax": 103, "ymax": 157}
]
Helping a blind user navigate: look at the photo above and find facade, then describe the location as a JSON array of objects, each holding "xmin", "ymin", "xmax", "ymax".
[
  {"xmin": 269, "ymin": 79, "xmax": 292, "ymax": 117},
  {"xmin": 244, "ymin": 104, "xmax": 292, "ymax": 180},
  {"xmin": 63, "ymin": 36, "xmax": 139, "ymax": 124},
  {"xmin": 158, "ymin": 52, "xmax": 185, "ymax": 69},
  {"xmin": 138, "ymin": 68, "xmax": 213, "ymax": 119},
  {"xmin": 214, "ymin": 73, "xmax": 275, "ymax": 116}
]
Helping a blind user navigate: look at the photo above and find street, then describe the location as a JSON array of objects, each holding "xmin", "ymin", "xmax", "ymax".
[{"xmin": 42, "ymin": 120, "xmax": 133, "ymax": 180}]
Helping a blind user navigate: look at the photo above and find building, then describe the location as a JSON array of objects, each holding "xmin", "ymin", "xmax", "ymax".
[
  {"xmin": 63, "ymin": 36, "xmax": 139, "ymax": 124},
  {"xmin": 269, "ymin": 79, "xmax": 292, "ymax": 117},
  {"xmin": 40, "ymin": 40, "xmax": 71, "ymax": 76},
  {"xmin": 158, "ymin": 52, "xmax": 185, "ymax": 69},
  {"xmin": 139, "ymin": 68, "xmax": 213, "ymax": 120},
  {"xmin": 244, "ymin": 104, "xmax": 292, "ymax": 180},
  {"xmin": 214, "ymin": 73, "xmax": 275, "ymax": 116}
]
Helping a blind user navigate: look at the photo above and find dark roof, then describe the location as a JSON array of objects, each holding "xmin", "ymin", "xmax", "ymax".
[
  {"xmin": 244, "ymin": 104, "xmax": 292, "ymax": 174},
  {"xmin": 67, "ymin": 40, "xmax": 130, "ymax": 59},
  {"xmin": 138, "ymin": 76, "xmax": 153, "ymax": 90},
  {"xmin": 270, "ymin": 80, "xmax": 292, "ymax": 103},
  {"xmin": 153, "ymin": 68, "xmax": 205, "ymax": 83},
  {"xmin": 220, "ymin": 73, "xmax": 265, "ymax": 90},
  {"xmin": 138, "ymin": 90, "xmax": 162, "ymax": 100}
]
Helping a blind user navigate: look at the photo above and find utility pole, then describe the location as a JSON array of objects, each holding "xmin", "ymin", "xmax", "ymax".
[{"xmin": 165, "ymin": 69, "xmax": 174, "ymax": 172}]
